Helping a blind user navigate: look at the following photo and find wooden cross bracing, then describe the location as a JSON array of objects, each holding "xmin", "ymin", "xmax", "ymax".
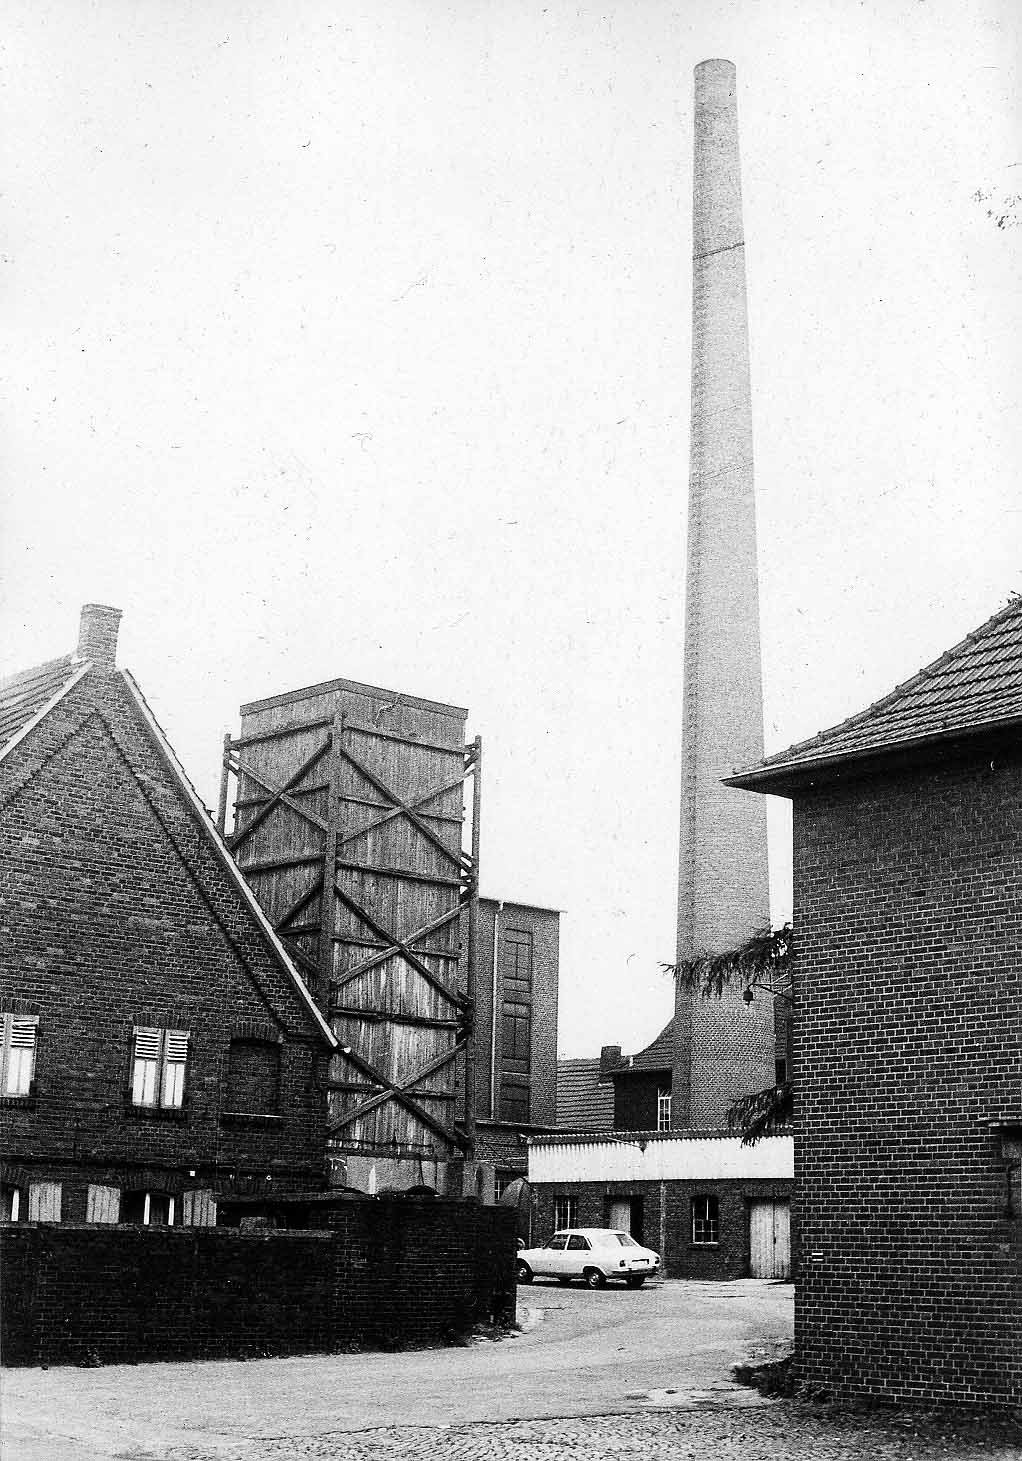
[
  {"xmin": 326, "ymin": 1041, "xmax": 466, "ymax": 1150},
  {"xmin": 329, "ymin": 890, "xmax": 468, "ymax": 1011},
  {"xmin": 218, "ymin": 702, "xmax": 481, "ymax": 1161},
  {"xmin": 227, "ymin": 736, "xmax": 333, "ymax": 853}
]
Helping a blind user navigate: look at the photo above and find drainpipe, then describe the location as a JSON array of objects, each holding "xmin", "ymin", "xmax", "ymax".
[{"xmin": 490, "ymin": 900, "xmax": 503, "ymax": 1119}]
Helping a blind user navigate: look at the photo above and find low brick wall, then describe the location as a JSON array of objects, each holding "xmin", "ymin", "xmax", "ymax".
[{"xmin": 1, "ymin": 1198, "xmax": 516, "ymax": 1367}]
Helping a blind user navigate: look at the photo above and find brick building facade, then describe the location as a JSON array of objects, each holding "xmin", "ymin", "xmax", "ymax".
[
  {"xmin": 0, "ymin": 606, "xmax": 335, "ymax": 1228},
  {"xmin": 730, "ymin": 597, "xmax": 1022, "ymax": 1408},
  {"xmin": 468, "ymin": 898, "xmax": 561, "ymax": 1194}
]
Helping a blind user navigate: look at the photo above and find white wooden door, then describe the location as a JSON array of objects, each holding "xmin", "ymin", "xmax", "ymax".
[
  {"xmin": 749, "ymin": 1199, "xmax": 791, "ymax": 1278},
  {"xmin": 608, "ymin": 1199, "xmax": 632, "ymax": 1233}
]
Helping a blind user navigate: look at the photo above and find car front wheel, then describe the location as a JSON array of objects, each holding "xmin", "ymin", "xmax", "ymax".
[
  {"xmin": 583, "ymin": 1267, "xmax": 605, "ymax": 1289},
  {"xmin": 516, "ymin": 1261, "xmax": 534, "ymax": 1285}
]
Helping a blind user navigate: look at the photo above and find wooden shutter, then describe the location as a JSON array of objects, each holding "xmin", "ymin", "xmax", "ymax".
[
  {"xmin": 3, "ymin": 1014, "xmax": 38, "ymax": 1095},
  {"xmin": 86, "ymin": 1184, "xmax": 120, "ymax": 1223},
  {"xmin": 162, "ymin": 1029, "xmax": 189, "ymax": 1107},
  {"xmin": 132, "ymin": 1027, "xmax": 161, "ymax": 1105},
  {"xmin": 182, "ymin": 1189, "xmax": 217, "ymax": 1227},
  {"xmin": 28, "ymin": 1181, "xmax": 62, "ymax": 1222}
]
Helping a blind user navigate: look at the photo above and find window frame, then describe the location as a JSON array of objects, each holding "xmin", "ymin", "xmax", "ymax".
[
  {"xmin": 691, "ymin": 1193, "xmax": 720, "ymax": 1246},
  {"xmin": 553, "ymin": 1194, "xmax": 578, "ymax": 1230},
  {"xmin": 225, "ymin": 1036, "xmax": 282, "ymax": 1115},
  {"xmin": 131, "ymin": 1027, "xmax": 190, "ymax": 1110},
  {"xmin": 657, "ymin": 1088, "xmax": 672, "ymax": 1132},
  {"xmin": 1, "ymin": 1013, "xmax": 39, "ymax": 1097},
  {"xmin": 121, "ymin": 1189, "xmax": 177, "ymax": 1227}
]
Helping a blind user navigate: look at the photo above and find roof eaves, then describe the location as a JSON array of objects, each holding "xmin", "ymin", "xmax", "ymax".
[
  {"xmin": 729, "ymin": 597, "xmax": 1022, "ymax": 790},
  {"xmin": 0, "ymin": 662, "xmax": 92, "ymax": 766},
  {"xmin": 120, "ymin": 669, "xmax": 337, "ymax": 1050},
  {"xmin": 726, "ymin": 711, "xmax": 1022, "ymax": 793}
]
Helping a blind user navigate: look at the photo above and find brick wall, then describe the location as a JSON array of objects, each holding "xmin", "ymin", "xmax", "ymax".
[
  {"xmin": 792, "ymin": 747, "xmax": 1022, "ymax": 1408},
  {"xmin": 1, "ymin": 1199, "xmax": 516, "ymax": 1366},
  {"xmin": 468, "ymin": 901, "xmax": 559, "ymax": 1127},
  {"xmin": 0, "ymin": 668, "xmax": 329, "ymax": 1204},
  {"xmin": 531, "ymin": 1176, "xmax": 792, "ymax": 1278}
]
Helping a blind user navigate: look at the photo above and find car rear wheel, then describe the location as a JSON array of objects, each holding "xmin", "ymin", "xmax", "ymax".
[
  {"xmin": 516, "ymin": 1261, "xmax": 534, "ymax": 1284},
  {"xmin": 625, "ymin": 1275, "xmax": 646, "ymax": 1289},
  {"xmin": 583, "ymin": 1267, "xmax": 605, "ymax": 1289}
]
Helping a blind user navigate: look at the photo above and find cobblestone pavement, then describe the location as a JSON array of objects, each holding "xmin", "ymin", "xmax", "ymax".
[
  {"xmin": 4, "ymin": 1281, "xmax": 1019, "ymax": 1460},
  {"xmin": 146, "ymin": 1403, "xmax": 1022, "ymax": 1461}
]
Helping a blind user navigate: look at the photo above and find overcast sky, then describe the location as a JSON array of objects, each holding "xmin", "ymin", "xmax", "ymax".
[{"xmin": 3, "ymin": 1, "xmax": 1019, "ymax": 1057}]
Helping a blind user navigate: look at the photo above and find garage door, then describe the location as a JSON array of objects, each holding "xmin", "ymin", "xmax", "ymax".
[{"xmin": 749, "ymin": 1199, "xmax": 791, "ymax": 1279}]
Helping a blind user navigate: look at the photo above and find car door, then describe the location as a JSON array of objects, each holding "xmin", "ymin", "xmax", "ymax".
[
  {"xmin": 565, "ymin": 1233, "xmax": 592, "ymax": 1277},
  {"xmin": 537, "ymin": 1232, "xmax": 569, "ymax": 1276}
]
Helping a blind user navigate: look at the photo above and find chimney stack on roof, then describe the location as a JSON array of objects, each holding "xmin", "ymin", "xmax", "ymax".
[
  {"xmin": 76, "ymin": 604, "xmax": 122, "ymax": 668},
  {"xmin": 599, "ymin": 1044, "xmax": 624, "ymax": 1077}
]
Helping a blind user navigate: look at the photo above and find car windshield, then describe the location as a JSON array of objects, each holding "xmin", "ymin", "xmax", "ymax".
[{"xmin": 613, "ymin": 1232, "xmax": 639, "ymax": 1246}]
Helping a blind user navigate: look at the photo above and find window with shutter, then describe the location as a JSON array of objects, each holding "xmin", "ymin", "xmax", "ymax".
[
  {"xmin": 131, "ymin": 1027, "xmax": 189, "ymax": 1109},
  {"xmin": 1, "ymin": 1014, "xmax": 39, "ymax": 1096}
]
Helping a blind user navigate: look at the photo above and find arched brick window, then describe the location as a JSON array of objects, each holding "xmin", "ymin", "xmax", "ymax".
[{"xmin": 226, "ymin": 1039, "xmax": 281, "ymax": 1114}]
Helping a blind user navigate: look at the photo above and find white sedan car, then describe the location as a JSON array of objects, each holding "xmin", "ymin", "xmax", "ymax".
[{"xmin": 516, "ymin": 1228, "xmax": 660, "ymax": 1289}]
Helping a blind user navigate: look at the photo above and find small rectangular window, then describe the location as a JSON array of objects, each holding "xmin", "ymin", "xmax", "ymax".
[
  {"xmin": 657, "ymin": 1089, "xmax": 672, "ymax": 1132},
  {"xmin": 132, "ymin": 1027, "xmax": 189, "ymax": 1109},
  {"xmin": 553, "ymin": 1195, "xmax": 578, "ymax": 1230},
  {"xmin": 692, "ymin": 1194, "xmax": 719, "ymax": 1245},
  {"xmin": 0, "ymin": 1183, "xmax": 28, "ymax": 1221},
  {"xmin": 500, "ymin": 1077, "xmax": 530, "ymax": 1124},
  {"xmin": 1, "ymin": 1014, "xmax": 38, "ymax": 1096},
  {"xmin": 122, "ymin": 1189, "xmax": 177, "ymax": 1226},
  {"xmin": 775, "ymin": 1057, "xmax": 788, "ymax": 1086}
]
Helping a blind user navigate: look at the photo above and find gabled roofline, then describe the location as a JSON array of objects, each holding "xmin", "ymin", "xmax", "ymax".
[
  {"xmin": 0, "ymin": 662, "xmax": 92, "ymax": 766},
  {"xmin": 121, "ymin": 670, "xmax": 337, "ymax": 1049},
  {"xmin": 728, "ymin": 596, "xmax": 1022, "ymax": 792}
]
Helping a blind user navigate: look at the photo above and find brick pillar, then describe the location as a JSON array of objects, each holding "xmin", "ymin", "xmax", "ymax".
[
  {"xmin": 76, "ymin": 604, "xmax": 122, "ymax": 668},
  {"xmin": 673, "ymin": 61, "xmax": 773, "ymax": 1128}
]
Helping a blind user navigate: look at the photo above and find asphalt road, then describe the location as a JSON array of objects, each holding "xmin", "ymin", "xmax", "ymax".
[{"xmin": 0, "ymin": 1278, "xmax": 793, "ymax": 1460}]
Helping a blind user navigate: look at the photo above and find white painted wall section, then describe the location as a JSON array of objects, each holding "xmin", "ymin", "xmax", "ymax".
[{"xmin": 527, "ymin": 1135, "xmax": 793, "ymax": 1185}]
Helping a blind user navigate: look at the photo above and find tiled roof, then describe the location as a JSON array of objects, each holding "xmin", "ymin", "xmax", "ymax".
[
  {"xmin": 0, "ymin": 655, "xmax": 77, "ymax": 751},
  {"xmin": 616, "ymin": 1019, "xmax": 674, "ymax": 1074},
  {"xmin": 556, "ymin": 1058, "xmax": 615, "ymax": 1131},
  {"xmin": 729, "ymin": 596, "xmax": 1022, "ymax": 790}
]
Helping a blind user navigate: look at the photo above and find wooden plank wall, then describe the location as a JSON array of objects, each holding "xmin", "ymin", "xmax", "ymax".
[{"xmin": 235, "ymin": 679, "xmax": 469, "ymax": 1159}]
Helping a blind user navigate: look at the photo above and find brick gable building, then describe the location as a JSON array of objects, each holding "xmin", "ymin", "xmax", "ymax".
[
  {"xmin": 0, "ymin": 605, "xmax": 335, "ymax": 1227},
  {"xmin": 730, "ymin": 597, "xmax": 1022, "ymax": 1409}
]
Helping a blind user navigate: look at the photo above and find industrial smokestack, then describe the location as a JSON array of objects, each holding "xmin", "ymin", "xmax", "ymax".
[{"xmin": 673, "ymin": 60, "xmax": 773, "ymax": 1127}]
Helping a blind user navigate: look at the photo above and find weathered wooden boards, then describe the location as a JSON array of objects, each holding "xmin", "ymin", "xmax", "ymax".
[{"xmin": 222, "ymin": 678, "xmax": 479, "ymax": 1160}]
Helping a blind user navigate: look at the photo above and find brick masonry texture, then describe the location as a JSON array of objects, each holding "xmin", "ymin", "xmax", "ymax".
[
  {"xmin": 792, "ymin": 747, "xmax": 1022, "ymax": 1408},
  {"xmin": 469, "ymin": 900, "xmax": 560, "ymax": 1128},
  {"xmin": 1, "ymin": 1199, "xmax": 516, "ymax": 1366},
  {"xmin": 531, "ymin": 1177, "xmax": 792, "ymax": 1278},
  {"xmin": 674, "ymin": 62, "xmax": 773, "ymax": 1130},
  {"xmin": 0, "ymin": 666, "xmax": 331, "ymax": 1204}
]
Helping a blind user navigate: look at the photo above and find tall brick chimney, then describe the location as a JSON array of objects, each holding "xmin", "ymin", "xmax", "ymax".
[
  {"xmin": 673, "ymin": 61, "xmax": 773, "ymax": 1127},
  {"xmin": 76, "ymin": 604, "xmax": 123, "ymax": 668}
]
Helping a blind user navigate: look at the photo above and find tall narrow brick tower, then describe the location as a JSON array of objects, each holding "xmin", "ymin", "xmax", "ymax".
[{"xmin": 673, "ymin": 60, "xmax": 773, "ymax": 1127}]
